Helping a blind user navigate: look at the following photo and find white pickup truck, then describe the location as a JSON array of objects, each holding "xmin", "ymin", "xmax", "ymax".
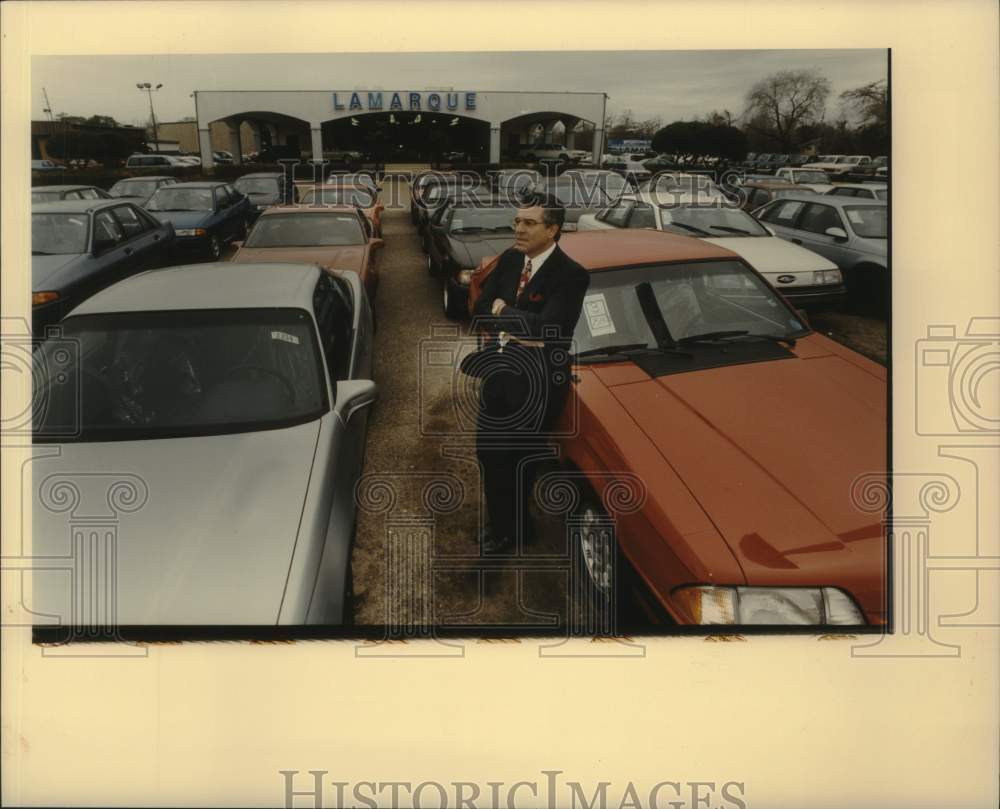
[
  {"xmin": 802, "ymin": 155, "xmax": 871, "ymax": 177},
  {"xmin": 775, "ymin": 167, "xmax": 835, "ymax": 193}
]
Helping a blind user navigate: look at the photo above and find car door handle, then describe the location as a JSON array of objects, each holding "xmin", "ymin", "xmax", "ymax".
[
  {"xmin": 124, "ymin": 247, "xmax": 133, "ymax": 255},
  {"xmin": 791, "ymin": 238, "xmax": 802, "ymax": 245},
  {"xmin": 153, "ymin": 234, "xmax": 160, "ymax": 241}
]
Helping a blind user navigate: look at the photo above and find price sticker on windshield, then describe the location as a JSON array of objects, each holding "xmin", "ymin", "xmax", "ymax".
[
  {"xmin": 845, "ymin": 209, "xmax": 865, "ymax": 224},
  {"xmin": 583, "ymin": 293, "xmax": 616, "ymax": 337},
  {"xmin": 271, "ymin": 330, "xmax": 300, "ymax": 345}
]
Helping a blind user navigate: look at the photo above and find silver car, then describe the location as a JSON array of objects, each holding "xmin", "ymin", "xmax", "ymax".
[
  {"xmin": 752, "ymin": 193, "xmax": 887, "ymax": 306},
  {"xmin": 31, "ymin": 262, "xmax": 375, "ymax": 627}
]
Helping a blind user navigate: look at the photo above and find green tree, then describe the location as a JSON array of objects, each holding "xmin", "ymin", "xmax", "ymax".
[{"xmin": 652, "ymin": 121, "xmax": 746, "ymax": 160}]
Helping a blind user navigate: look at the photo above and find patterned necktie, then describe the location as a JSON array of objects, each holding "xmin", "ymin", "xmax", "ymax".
[{"xmin": 516, "ymin": 258, "xmax": 533, "ymax": 300}]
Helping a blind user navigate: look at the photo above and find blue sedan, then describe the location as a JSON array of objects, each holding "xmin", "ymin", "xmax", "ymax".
[
  {"xmin": 146, "ymin": 181, "xmax": 253, "ymax": 260},
  {"xmin": 32, "ymin": 199, "xmax": 176, "ymax": 334}
]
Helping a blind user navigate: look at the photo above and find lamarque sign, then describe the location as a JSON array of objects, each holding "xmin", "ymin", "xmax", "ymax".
[{"xmin": 332, "ymin": 91, "xmax": 478, "ymax": 112}]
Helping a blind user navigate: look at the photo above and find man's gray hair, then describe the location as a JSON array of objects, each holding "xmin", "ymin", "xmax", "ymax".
[{"xmin": 517, "ymin": 190, "xmax": 567, "ymax": 239}]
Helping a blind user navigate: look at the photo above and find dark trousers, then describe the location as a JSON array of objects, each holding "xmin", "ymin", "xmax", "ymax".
[{"xmin": 475, "ymin": 346, "xmax": 569, "ymax": 544}]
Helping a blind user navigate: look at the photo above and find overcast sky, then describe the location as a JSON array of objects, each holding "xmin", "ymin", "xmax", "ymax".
[{"xmin": 32, "ymin": 49, "xmax": 887, "ymax": 127}]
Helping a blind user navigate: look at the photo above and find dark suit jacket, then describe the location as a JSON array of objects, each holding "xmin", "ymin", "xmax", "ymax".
[
  {"xmin": 472, "ymin": 244, "xmax": 590, "ymax": 347},
  {"xmin": 471, "ymin": 243, "xmax": 590, "ymax": 431}
]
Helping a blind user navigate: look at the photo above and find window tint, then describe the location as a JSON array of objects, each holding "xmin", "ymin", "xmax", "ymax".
[
  {"xmin": 112, "ymin": 205, "xmax": 151, "ymax": 239},
  {"xmin": 93, "ymin": 210, "xmax": 125, "ymax": 247},
  {"xmin": 798, "ymin": 203, "xmax": 844, "ymax": 235},
  {"xmin": 77, "ymin": 188, "xmax": 101, "ymax": 199},
  {"xmin": 629, "ymin": 203, "xmax": 656, "ymax": 229},
  {"xmin": 312, "ymin": 275, "xmax": 354, "ymax": 382},
  {"xmin": 603, "ymin": 202, "xmax": 631, "ymax": 228},
  {"xmin": 759, "ymin": 200, "xmax": 803, "ymax": 224},
  {"xmin": 831, "ymin": 187, "xmax": 856, "ymax": 197}
]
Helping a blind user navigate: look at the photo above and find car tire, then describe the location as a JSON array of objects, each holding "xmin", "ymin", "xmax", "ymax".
[
  {"xmin": 206, "ymin": 235, "xmax": 222, "ymax": 261},
  {"xmin": 569, "ymin": 486, "xmax": 624, "ymax": 636},
  {"xmin": 442, "ymin": 279, "xmax": 465, "ymax": 320}
]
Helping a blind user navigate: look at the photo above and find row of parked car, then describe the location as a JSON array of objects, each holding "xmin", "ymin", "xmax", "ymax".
[
  {"xmin": 745, "ymin": 153, "xmax": 889, "ymax": 178},
  {"xmin": 28, "ymin": 167, "xmax": 887, "ymax": 631},
  {"xmin": 408, "ymin": 170, "xmax": 887, "ymax": 628},
  {"xmin": 410, "ymin": 168, "xmax": 887, "ymax": 321}
]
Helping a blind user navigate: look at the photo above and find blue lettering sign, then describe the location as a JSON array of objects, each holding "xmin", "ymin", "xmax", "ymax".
[
  {"xmin": 367, "ymin": 92, "xmax": 383, "ymax": 110},
  {"xmin": 332, "ymin": 92, "xmax": 345, "ymax": 111},
  {"xmin": 349, "ymin": 92, "xmax": 363, "ymax": 111},
  {"xmin": 390, "ymin": 93, "xmax": 403, "ymax": 111},
  {"xmin": 409, "ymin": 92, "xmax": 421, "ymax": 111},
  {"xmin": 465, "ymin": 92, "xmax": 476, "ymax": 110},
  {"xmin": 446, "ymin": 93, "xmax": 459, "ymax": 111},
  {"xmin": 428, "ymin": 93, "xmax": 441, "ymax": 111}
]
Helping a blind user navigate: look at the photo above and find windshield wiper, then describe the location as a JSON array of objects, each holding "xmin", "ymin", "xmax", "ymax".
[
  {"xmin": 451, "ymin": 227, "xmax": 486, "ymax": 234},
  {"xmin": 678, "ymin": 330, "xmax": 797, "ymax": 347},
  {"xmin": 708, "ymin": 225, "xmax": 753, "ymax": 235},
  {"xmin": 576, "ymin": 342, "xmax": 649, "ymax": 358},
  {"xmin": 575, "ymin": 343, "xmax": 693, "ymax": 364},
  {"xmin": 666, "ymin": 222, "xmax": 711, "ymax": 236},
  {"xmin": 32, "ymin": 250, "xmax": 56, "ymax": 255},
  {"xmin": 153, "ymin": 208, "xmax": 201, "ymax": 212}
]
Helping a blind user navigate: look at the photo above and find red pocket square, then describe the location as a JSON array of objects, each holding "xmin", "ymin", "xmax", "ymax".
[{"xmin": 528, "ymin": 292, "xmax": 544, "ymax": 303}]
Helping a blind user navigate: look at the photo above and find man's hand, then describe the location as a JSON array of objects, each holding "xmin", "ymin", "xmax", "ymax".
[{"xmin": 491, "ymin": 298, "xmax": 507, "ymax": 316}]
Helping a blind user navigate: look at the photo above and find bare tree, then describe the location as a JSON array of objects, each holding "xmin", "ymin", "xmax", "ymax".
[
  {"xmin": 744, "ymin": 69, "xmax": 831, "ymax": 150},
  {"xmin": 840, "ymin": 79, "xmax": 888, "ymax": 127}
]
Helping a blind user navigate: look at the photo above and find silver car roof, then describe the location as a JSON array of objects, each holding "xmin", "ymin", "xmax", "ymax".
[
  {"xmin": 71, "ymin": 262, "xmax": 322, "ymax": 315},
  {"xmin": 32, "ymin": 199, "xmax": 124, "ymax": 214},
  {"xmin": 764, "ymin": 193, "xmax": 886, "ymax": 208}
]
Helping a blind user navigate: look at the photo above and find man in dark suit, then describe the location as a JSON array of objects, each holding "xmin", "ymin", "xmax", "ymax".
[{"xmin": 471, "ymin": 191, "xmax": 590, "ymax": 553}]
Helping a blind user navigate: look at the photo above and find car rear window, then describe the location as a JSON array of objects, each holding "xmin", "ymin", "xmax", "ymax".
[
  {"xmin": 32, "ymin": 212, "xmax": 89, "ymax": 255},
  {"xmin": 33, "ymin": 308, "xmax": 329, "ymax": 442},
  {"xmin": 245, "ymin": 213, "xmax": 365, "ymax": 247}
]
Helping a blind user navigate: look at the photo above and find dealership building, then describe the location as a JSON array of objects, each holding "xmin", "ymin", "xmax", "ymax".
[{"xmin": 193, "ymin": 89, "xmax": 607, "ymax": 167}]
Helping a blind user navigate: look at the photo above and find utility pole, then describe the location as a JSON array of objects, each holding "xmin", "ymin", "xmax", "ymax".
[{"xmin": 42, "ymin": 88, "xmax": 54, "ymax": 121}]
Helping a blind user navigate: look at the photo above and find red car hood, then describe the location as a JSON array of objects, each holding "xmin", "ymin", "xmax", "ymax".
[{"xmin": 592, "ymin": 335, "xmax": 887, "ymax": 617}]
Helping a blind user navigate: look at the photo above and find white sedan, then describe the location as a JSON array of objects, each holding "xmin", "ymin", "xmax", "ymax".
[{"xmin": 576, "ymin": 191, "xmax": 846, "ymax": 309}]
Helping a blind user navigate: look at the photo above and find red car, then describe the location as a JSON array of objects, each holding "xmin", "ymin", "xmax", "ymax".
[{"xmin": 548, "ymin": 230, "xmax": 887, "ymax": 627}]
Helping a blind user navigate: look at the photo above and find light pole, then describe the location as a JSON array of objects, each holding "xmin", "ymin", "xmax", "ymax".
[{"xmin": 136, "ymin": 82, "xmax": 163, "ymax": 147}]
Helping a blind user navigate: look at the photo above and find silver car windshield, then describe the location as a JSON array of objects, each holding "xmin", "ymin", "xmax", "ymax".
[
  {"xmin": 844, "ymin": 206, "xmax": 887, "ymax": 239},
  {"xmin": 245, "ymin": 213, "xmax": 365, "ymax": 247},
  {"xmin": 572, "ymin": 260, "xmax": 806, "ymax": 356},
  {"xmin": 235, "ymin": 178, "xmax": 282, "ymax": 195},
  {"xmin": 32, "ymin": 213, "xmax": 89, "ymax": 255},
  {"xmin": 658, "ymin": 205, "xmax": 769, "ymax": 237},
  {"xmin": 31, "ymin": 190, "xmax": 64, "ymax": 204},
  {"xmin": 110, "ymin": 180, "xmax": 159, "ymax": 198},
  {"xmin": 147, "ymin": 188, "xmax": 214, "ymax": 212},
  {"xmin": 33, "ymin": 308, "xmax": 329, "ymax": 442},
  {"xmin": 448, "ymin": 206, "xmax": 518, "ymax": 233}
]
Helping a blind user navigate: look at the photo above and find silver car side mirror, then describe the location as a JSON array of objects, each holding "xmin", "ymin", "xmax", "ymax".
[
  {"xmin": 825, "ymin": 226, "xmax": 848, "ymax": 241},
  {"xmin": 334, "ymin": 379, "xmax": 377, "ymax": 424}
]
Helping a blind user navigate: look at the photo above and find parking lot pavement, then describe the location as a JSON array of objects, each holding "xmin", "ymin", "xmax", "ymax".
[{"xmin": 351, "ymin": 178, "xmax": 574, "ymax": 632}]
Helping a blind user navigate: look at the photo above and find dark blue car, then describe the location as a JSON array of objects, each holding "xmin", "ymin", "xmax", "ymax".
[
  {"xmin": 32, "ymin": 199, "xmax": 176, "ymax": 334},
  {"xmin": 146, "ymin": 181, "xmax": 252, "ymax": 260}
]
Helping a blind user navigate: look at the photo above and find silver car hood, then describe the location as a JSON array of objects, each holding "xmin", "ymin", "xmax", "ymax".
[{"xmin": 31, "ymin": 421, "xmax": 321, "ymax": 626}]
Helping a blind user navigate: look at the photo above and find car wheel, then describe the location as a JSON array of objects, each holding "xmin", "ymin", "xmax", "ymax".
[
  {"xmin": 206, "ymin": 235, "xmax": 222, "ymax": 260},
  {"xmin": 570, "ymin": 490, "xmax": 623, "ymax": 636},
  {"xmin": 426, "ymin": 252, "xmax": 436, "ymax": 276},
  {"xmin": 442, "ymin": 279, "xmax": 465, "ymax": 320}
]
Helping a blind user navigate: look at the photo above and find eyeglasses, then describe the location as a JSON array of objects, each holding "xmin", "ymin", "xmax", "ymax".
[{"xmin": 512, "ymin": 217, "xmax": 545, "ymax": 228}]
